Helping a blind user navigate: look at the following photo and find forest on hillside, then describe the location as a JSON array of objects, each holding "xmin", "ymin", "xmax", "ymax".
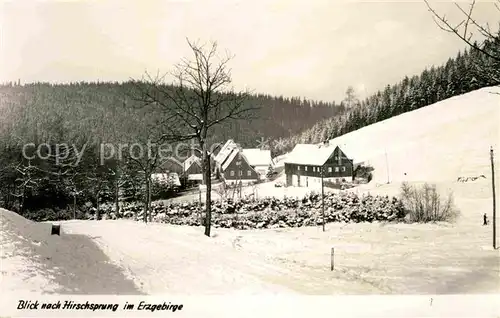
[
  {"xmin": 269, "ymin": 36, "xmax": 500, "ymax": 156},
  {"xmin": 0, "ymin": 82, "xmax": 344, "ymax": 148},
  {"xmin": 0, "ymin": 79, "xmax": 344, "ymax": 219}
]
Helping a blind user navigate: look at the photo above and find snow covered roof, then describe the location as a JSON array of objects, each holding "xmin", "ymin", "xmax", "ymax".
[
  {"xmin": 187, "ymin": 174, "xmax": 203, "ymax": 181},
  {"xmin": 221, "ymin": 148, "xmax": 238, "ymax": 171},
  {"xmin": 157, "ymin": 157, "xmax": 183, "ymax": 173},
  {"xmin": 151, "ymin": 172, "xmax": 181, "ymax": 187},
  {"xmin": 284, "ymin": 144, "xmax": 335, "ymax": 166},
  {"xmin": 284, "ymin": 143, "xmax": 362, "ymax": 166},
  {"xmin": 242, "ymin": 149, "xmax": 272, "ymax": 167},
  {"xmin": 183, "ymin": 154, "xmax": 201, "ymax": 172},
  {"xmin": 214, "ymin": 140, "xmax": 239, "ymax": 165}
]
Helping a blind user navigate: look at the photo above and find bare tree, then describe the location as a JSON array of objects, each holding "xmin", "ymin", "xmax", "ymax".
[
  {"xmin": 424, "ymin": 0, "xmax": 500, "ymax": 84},
  {"xmin": 12, "ymin": 159, "xmax": 39, "ymax": 214},
  {"xmin": 30, "ymin": 142, "xmax": 87, "ymax": 219},
  {"xmin": 131, "ymin": 39, "xmax": 258, "ymax": 237},
  {"xmin": 124, "ymin": 138, "xmax": 170, "ymax": 223},
  {"xmin": 343, "ymin": 86, "xmax": 359, "ymax": 108}
]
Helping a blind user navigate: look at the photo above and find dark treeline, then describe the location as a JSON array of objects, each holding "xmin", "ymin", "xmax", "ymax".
[
  {"xmin": 0, "ymin": 81, "xmax": 344, "ymax": 147},
  {"xmin": 270, "ymin": 37, "xmax": 500, "ymax": 155},
  {"xmin": 0, "ymin": 80, "xmax": 343, "ymax": 219}
]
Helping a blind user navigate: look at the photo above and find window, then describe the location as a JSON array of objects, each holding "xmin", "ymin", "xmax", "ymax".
[
  {"xmin": 297, "ymin": 166, "xmax": 301, "ymax": 171},
  {"xmin": 328, "ymin": 167, "xmax": 332, "ymax": 173},
  {"xmin": 341, "ymin": 166, "xmax": 346, "ymax": 172},
  {"xmin": 230, "ymin": 170, "xmax": 235, "ymax": 176},
  {"xmin": 247, "ymin": 170, "xmax": 251, "ymax": 176},
  {"xmin": 312, "ymin": 167, "xmax": 316, "ymax": 172},
  {"xmin": 305, "ymin": 166, "xmax": 308, "ymax": 171},
  {"xmin": 239, "ymin": 170, "xmax": 243, "ymax": 176},
  {"xmin": 335, "ymin": 167, "xmax": 339, "ymax": 172}
]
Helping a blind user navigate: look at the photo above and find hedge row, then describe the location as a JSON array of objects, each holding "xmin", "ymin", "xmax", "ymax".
[{"xmin": 92, "ymin": 191, "xmax": 406, "ymax": 229}]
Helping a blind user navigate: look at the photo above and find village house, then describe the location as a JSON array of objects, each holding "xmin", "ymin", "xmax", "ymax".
[
  {"xmin": 284, "ymin": 143, "xmax": 356, "ymax": 187},
  {"xmin": 241, "ymin": 148, "xmax": 273, "ymax": 180},
  {"xmin": 182, "ymin": 154, "xmax": 203, "ymax": 186},
  {"xmin": 151, "ymin": 157, "xmax": 184, "ymax": 187},
  {"xmin": 156, "ymin": 157, "xmax": 184, "ymax": 175},
  {"xmin": 219, "ymin": 147, "xmax": 259, "ymax": 185},
  {"xmin": 214, "ymin": 139, "xmax": 239, "ymax": 178}
]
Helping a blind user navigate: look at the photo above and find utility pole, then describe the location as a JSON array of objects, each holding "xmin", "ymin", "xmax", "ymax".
[
  {"xmin": 385, "ymin": 149, "xmax": 390, "ymax": 184},
  {"xmin": 321, "ymin": 165, "xmax": 325, "ymax": 232},
  {"xmin": 491, "ymin": 146, "xmax": 496, "ymax": 249}
]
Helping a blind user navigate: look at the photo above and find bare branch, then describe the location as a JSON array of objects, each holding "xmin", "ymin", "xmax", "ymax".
[
  {"xmin": 424, "ymin": 0, "xmax": 500, "ymax": 62},
  {"xmin": 454, "ymin": 0, "xmax": 496, "ymax": 41}
]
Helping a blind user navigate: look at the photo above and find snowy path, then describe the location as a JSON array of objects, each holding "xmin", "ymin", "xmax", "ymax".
[{"xmin": 61, "ymin": 220, "xmax": 385, "ymax": 295}]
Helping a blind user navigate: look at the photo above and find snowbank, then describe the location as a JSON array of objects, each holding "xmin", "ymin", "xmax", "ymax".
[{"xmin": 0, "ymin": 209, "xmax": 142, "ymax": 295}]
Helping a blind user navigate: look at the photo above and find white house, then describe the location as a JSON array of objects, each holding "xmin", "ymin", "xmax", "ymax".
[{"xmin": 241, "ymin": 148, "xmax": 273, "ymax": 180}]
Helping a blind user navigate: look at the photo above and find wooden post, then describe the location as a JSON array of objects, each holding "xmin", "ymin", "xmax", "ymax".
[
  {"xmin": 385, "ymin": 149, "xmax": 390, "ymax": 184},
  {"xmin": 331, "ymin": 247, "xmax": 334, "ymax": 271},
  {"xmin": 491, "ymin": 147, "xmax": 496, "ymax": 249},
  {"xmin": 321, "ymin": 166, "xmax": 325, "ymax": 232}
]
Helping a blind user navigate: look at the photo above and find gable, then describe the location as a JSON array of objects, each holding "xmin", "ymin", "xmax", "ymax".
[
  {"xmin": 185, "ymin": 160, "xmax": 203, "ymax": 174},
  {"xmin": 157, "ymin": 157, "xmax": 183, "ymax": 173},
  {"xmin": 183, "ymin": 154, "xmax": 201, "ymax": 172},
  {"xmin": 223, "ymin": 152, "xmax": 258, "ymax": 178},
  {"xmin": 324, "ymin": 146, "xmax": 353, "ymax": 166}
]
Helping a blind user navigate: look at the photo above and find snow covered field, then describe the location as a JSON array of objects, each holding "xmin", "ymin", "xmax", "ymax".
[{"xmin": 1, "ymin": 87, "xmax": 499, "ymax": 297}]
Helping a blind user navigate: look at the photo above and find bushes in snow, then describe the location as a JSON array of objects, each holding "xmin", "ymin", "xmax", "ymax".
[
  {"xmin": 21, "ymin": 183, "xmax": 461, "ymax": 227},
  {"xmin": 85, "ymin": 191, "xmax": 407, "ymax": 229},
  {"xmin": 400, "ymin": 182, "xmax": 460, "ymax": 223}
]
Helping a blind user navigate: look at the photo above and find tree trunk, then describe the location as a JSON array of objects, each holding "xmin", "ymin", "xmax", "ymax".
[
  {"xmin": 73, "ymin": 193, "xmax": 77, "ymax": 219},
  {"xmin": 143, "ymin": 171, "xmax": 150, "ymax": 223},
  {"xmin": 96, "ymin": 190, "xmax": 100, "ymax": 220},
  {"xmin": 115, "ymin": 177, "xmax": 120, "ymax": 217},
  {"xmin": 148, "ymin": 176, "xmax": 152, "ymax": 222},
  {"xmin": 202, "ymin": 144, "xmax": 212, "ymax": 237}
]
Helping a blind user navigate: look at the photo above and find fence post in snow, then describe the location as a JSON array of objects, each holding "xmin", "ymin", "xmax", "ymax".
[
  {"xmin": 51, "ymin": 224, "xmax": 61, "ymax": 236},
  {"xmin": 491, "ymin": 146, "xmax": 497, "ymax": 249},
  {"xmin": 331, "ymin": 247, "xmax": 334, "ymax": 271},
  {"xmin": 321, "ymin": 166, "xmax": 325, "ymax": 232}
]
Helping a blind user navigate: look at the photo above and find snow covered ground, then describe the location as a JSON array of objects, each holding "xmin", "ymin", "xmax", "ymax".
[
  {"xmin": 165, "ymin": 177, "xmax": 337, "ymax": 204},
  {"xmin": 1, "ymin": 87, "xmax": 499, "ymax": 298}
]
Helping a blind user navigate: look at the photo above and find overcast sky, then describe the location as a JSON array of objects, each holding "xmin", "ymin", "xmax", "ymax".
[{"xmin": 0, "ymin": 0, "xmax": 498, "ymax": 102}]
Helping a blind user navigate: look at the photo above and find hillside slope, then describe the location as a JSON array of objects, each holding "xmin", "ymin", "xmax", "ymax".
[{"xmin": 326, "ymin": 86, "xmax": 499, "ymax": 184}]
